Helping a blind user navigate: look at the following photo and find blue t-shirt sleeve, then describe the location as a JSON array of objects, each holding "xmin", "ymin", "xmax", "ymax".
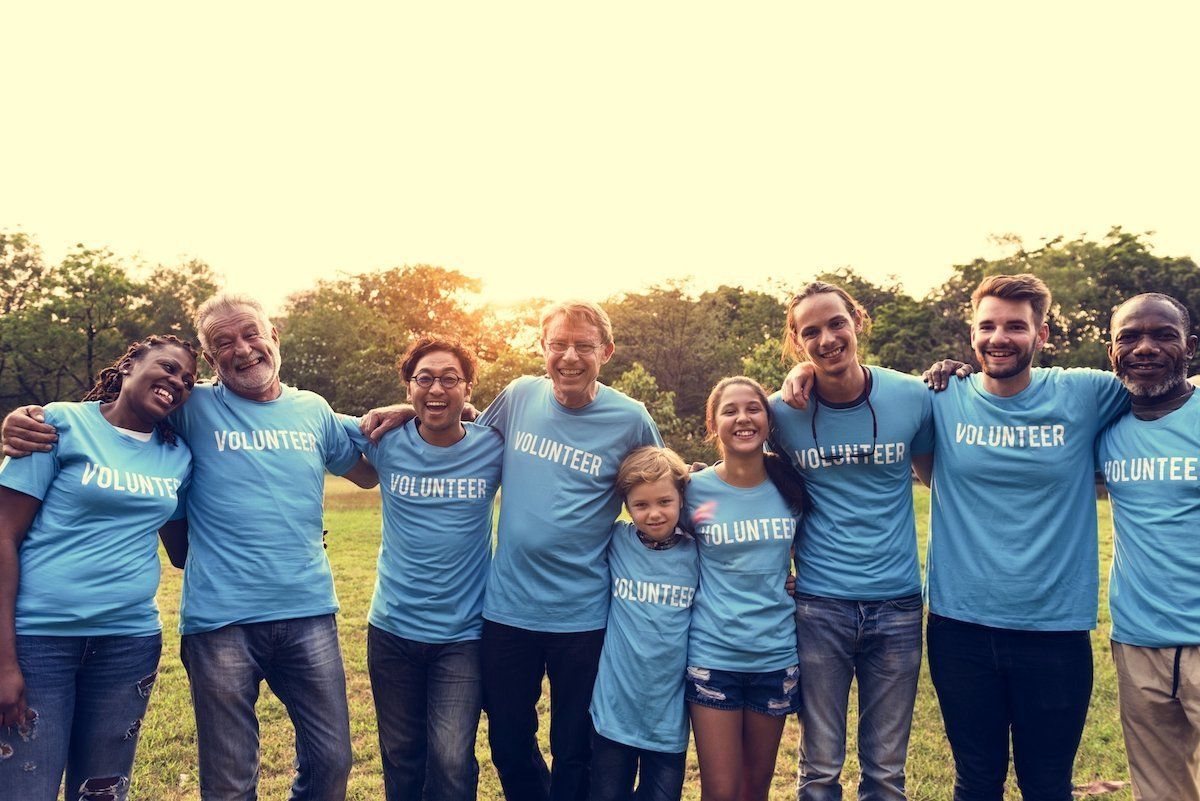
[
  {"xmin": 912, "ymin": 389, "xmax": 935, "ymax": 455},
  {"xmin": 169, "ymin": 464, "xmax": 193, "ymax": 521},
  {"xmin": 338, "ymin": 414, "xmax": 379, "ymax": 465},
  {"xmin": 320, "ymin": 401, "xmax": 361, "ymax": 476},
  {"xmin": 477, "ymin": 379, "xmax": 516, "ymax": 436},
  {"xmin": 638, "ymin": 407, "xmax": 664, "ymax": 448},
  {"xmin": 1087, "ymin": 369, "xmax": 1130, "ymax": 426},
  {"xmin": 0, "ymin": 448, "xmax": 59, "ymax": 501},
  {"xmin": 0, "ymin": 406, "xmax": 62, "ymax": 501}
]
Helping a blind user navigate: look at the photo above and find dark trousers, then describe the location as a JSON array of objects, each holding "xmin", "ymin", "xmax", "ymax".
[
  {"xmin": 588, "ymin": 728, "xmax": 686, "ymax": 801},
  {"xmin": 481, "ymin": 620, "xmax": 606, "ymax": 801},
  {"xmin": 366, "ymin": 625, "xmax": 482, "ymax": 801},
  {"xmin": 927, "ymin": 614, "xmax": 1093, "ymax": 801}
]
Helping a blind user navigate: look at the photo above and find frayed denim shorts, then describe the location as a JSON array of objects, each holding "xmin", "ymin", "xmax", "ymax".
[{"xmin": 684, "ymin": 664, "xmax": 800, "ymax": 716}]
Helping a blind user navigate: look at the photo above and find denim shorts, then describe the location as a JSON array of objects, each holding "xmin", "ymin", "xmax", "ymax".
[{"xmin": 684, "ymin": 664, "xmax": 801, "ymax": 716}]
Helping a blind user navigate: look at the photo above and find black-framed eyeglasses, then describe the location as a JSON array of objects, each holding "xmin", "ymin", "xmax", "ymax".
[
  {"xmin": 410, "ymin": 374, "xmax": 464, "ymax": 389},
  {"xmin": 546, "ymin": 341, "xmax": 602, "ymax": 355},
  {"xmin": 810, "ymin": 367, "xmax": 878, "ymax": 465}
]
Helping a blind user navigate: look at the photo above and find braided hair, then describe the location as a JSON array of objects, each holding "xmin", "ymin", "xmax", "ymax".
[{"xmin": 83, "ymin": 335, "xmax": 199, "ymax": 446}]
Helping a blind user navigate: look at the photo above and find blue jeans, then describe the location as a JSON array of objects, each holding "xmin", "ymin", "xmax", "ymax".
[
  {"xmin": 793, "ymin": 592, "xmax": 923, "ymax": 801},
  {"xmin": 927, "ymin": 614, "xmax": 1093, "ymax": 801},
  {"xmin": 180, "ymin": 614, "xmax": 352, "ymax": 801},
  {"xmin": 366, "ymin": 625, "xmax": 482, "ymax": 801},
  {"xmin": 0, "ymin": 633, "xmax": 161, "ymax": 801},
  {"xmin": 588, "ymin": 728, "xmax": 686, "ymax": 801}
]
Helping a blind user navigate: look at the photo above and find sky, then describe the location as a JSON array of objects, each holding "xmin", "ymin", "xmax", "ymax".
[{"xmin": 4, "ymin": 2, "xmax": 1199, "ymax": 314}]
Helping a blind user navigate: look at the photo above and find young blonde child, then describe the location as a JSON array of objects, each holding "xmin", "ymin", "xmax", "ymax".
[{"xmin": 588, "ymin": 446, "xmax": 700, "ymax": 801}]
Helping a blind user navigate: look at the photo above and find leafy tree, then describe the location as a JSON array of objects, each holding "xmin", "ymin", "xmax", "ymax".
[
  {"xmin": 0, "ymin": 232, "xmax": 51, "ymax": 402},
  {"xmin": 741, "ymin": 337, "xmax": 790, "ymax": 392}
]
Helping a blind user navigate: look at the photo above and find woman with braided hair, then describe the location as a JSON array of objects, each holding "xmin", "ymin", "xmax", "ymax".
[{"xmin": 0, "ymin": 334, "xmax": 197, "ymax": 801}]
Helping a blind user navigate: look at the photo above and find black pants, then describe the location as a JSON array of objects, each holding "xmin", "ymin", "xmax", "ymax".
[
  {"xmin": 927, "ymin": 614, "xmax": 1093, "ymax": 801},
  {"xmin": 482, "ymin": 620, "xmax": 606, "ymax": 801},
  {"xmin": 588, "ymin": 728, "xmax": 686, "ymax": 801}
]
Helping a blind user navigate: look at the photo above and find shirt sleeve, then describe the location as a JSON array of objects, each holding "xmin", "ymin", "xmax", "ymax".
[
  {"xmin": 320, "ymin": 401, "xmax": 361, "ymax": 476},
  {"xmin": 0, "ymin": 406, "xmax": 62, "ymax": 501},
  {"xmin": 477, "ymin": 379, "xmax": 517, "ymax": 436},
  {"xmin": 1083, "ymin": 369, "xmax": 1131, "ymax": 428},
  {"xmin": 169, "ymin": 463, "xmax": 192, "ymax": 522},
  {"xmin": 637, "ymin": 406, "xmax": 664, "ymax": 448},
  {"xmin": 338, "ymin": 414, "xmax": 379, "ymax": 465},
  {"xmin": 912, "ymin": 388, "xmax": 935, "ymax": 455},
  {"xmin": 0, "ymin": 448, "xmax": 59, "ymax": 501}
]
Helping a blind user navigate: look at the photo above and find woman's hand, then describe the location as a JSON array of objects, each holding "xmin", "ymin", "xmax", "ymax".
[{"xmin": 0, "ymin": 660, "xmax": 29, "ymax": 728}]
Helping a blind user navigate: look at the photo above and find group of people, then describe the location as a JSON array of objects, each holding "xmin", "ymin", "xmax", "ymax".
[{"xmin": 0, "ymin": 274, "xmax": 1193, "ymax": 801}]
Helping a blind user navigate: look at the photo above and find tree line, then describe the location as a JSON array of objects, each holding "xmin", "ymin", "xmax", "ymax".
[{"xmin": 4, "ymin": 227, "xmax": 1198, "ymax": 462}]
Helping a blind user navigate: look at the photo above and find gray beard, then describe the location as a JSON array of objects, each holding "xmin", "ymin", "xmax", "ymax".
[{"xmin": 1121, "ymin": 369, "xmax": 1186, "ymax": 398}]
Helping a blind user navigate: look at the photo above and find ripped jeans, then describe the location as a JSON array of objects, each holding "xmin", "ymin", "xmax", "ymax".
[{"xmin": 0, "ymin": 632, "xmax": 161, "ymax": 801}]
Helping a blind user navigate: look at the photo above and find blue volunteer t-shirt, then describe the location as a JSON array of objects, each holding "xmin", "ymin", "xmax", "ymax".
[
  {"xmin": 769, "ymin": 366, "xmax": 933, "ymax": 600},
  {"xmin": 0, "ymin": 402, "xmax": 191, "ymax": 636},
  {"xmin": 927, "ymin": 368, "xmax": 1127, "ymax": 631},
  {"xmin": 590, "ymin": 522, "xmax": 698, "ymax": 753},
  {"xmin": 1099, "ymin": 392, "xmax": 1200, "ymax": 647},
  {"xmin": 172, "ymin": 383, "xmax": 360, "ymax": 635},
  {"xmin": 686, "ymin": 467, "xmax": 798, "ymax": 671},
  {"xmin": 343, "ymin": 418, "xmax": 503, "ymax": 643},
  {"xmin": 477, "ymin": 376, "xmax": 662, "ymax": 632}
]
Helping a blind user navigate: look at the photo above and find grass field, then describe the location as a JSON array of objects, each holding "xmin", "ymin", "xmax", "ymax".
[{"xmin": 129, "ymin": 479, "xmax": 1132, "ymax": 800}]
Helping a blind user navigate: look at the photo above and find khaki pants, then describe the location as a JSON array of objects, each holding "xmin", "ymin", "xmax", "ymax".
[{"xmin": 1113, "ymin": 641, "xmax": 1200, "ymax": 801}]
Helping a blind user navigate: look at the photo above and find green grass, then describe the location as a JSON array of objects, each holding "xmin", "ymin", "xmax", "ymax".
[{"xmin": 130, "ymin": 480, "xmax": 1131, "ymax": 800}]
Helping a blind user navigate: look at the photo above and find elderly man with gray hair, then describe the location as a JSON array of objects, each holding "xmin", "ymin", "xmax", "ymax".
[
  {"xmin": 364, "ymin": 299, "xmax": 662, "ymax": 801},
  {"xmin": 3, "ymin": 292, "xmax": 377, "ymax": 801}
]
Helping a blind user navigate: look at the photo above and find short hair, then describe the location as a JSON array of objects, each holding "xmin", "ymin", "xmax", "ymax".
[
  {"xmin": 1112, "ymin": 292, "xmax": 1192, "ymax": 333},
  {"xmin": 615, "ymin": 446, "xmax": 689, "ymax": 500},
  {"xmin": 971, "ymin": 274, "xmax": 1052, "ymax": 328},
  {"xmin": 397, "ymin": 335, "xmax": 478, "ymax": 385},
  {"xmin": 540, "ymin": 300, "xmax": 614, "ymax": 346},
  {"xmin": 782, "ymin": 281, "xmax": 873, "ymax": 363},
  {"xmin": 194, "ymin": 292, "xmax": 272, "ymax": 353}
]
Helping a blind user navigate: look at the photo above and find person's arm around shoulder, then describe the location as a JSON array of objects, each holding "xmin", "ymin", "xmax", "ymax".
[
  {"xmin": 781, "ymin": 362, "xmax": 817, "ymax": 410},
  {"xmin": 159, "ymin": 518, "xmax": 189, "ymax": 569},
  {"xmin": 921, "ymin": 359, "xmax": 973, "ymax": 391},
  {"xmin": 0, "ymin": 486, "xmax": 41, "ymax": 726},
  {"xmin": 1, "ymin": 406, "xmax": 57, "ymax": 458},
  {"xmin": 342, "ymin": 456, "xmax": 379, "ymax": 490},
  {"xmin": 910, "ymin": 380, "xmax": 935, "ymax": 488}
]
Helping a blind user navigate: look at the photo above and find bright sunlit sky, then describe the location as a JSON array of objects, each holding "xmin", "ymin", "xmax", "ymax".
[{"xmin": 4, "ymin": 2, "xmax": 1199, "ymax": 314}]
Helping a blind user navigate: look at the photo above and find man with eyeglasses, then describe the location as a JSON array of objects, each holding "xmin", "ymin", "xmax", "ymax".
[
  {"xmin": 342, "ymin": 335, "xmax": 504, "ymax": 801},
  {"xmin": 772, "ymin": 281, "xmax": 934, "ymax": 801},
  {"xmin": 363, "ymin": 300, "xmax": 661, "ymax": 801}
]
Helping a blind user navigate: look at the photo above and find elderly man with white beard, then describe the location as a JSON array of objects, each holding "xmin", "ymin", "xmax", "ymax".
[{"xmin": 2, "ymin": 292, "xmax": 377, "ymax": 801}]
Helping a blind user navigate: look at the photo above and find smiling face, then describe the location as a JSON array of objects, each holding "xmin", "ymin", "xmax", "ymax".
[
  {"xmin": 711, "ymin": 381, "xmax": 770, "ymax": 458},
  {"xmin": 790, "ymin": 292, "xmax": 862, "ymax": 379},
  {"xmin": 541, "ymin": 313, "xmax": 614, "ymax": 407},
  {"xmin": 119, "ymin": 343, "xmax": 197, "ymax": 424},
  {"xmin": 625, "ymin": 476, "xmax": 683, "ymax": 542},
  {"xmin": 1109, "ymin": 296, "xmax": 1197, "ymax": 398},
  {"xmin": 409, "ymin": 349, "xmax": 470, "ymax": 438},
  {"xmin": 201, "ymin": 304, "xmax": 282, "ymax": 401},
  {"xmin": 971, "ymin": 295, "xmax": 1048, "ymax": 382}
]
